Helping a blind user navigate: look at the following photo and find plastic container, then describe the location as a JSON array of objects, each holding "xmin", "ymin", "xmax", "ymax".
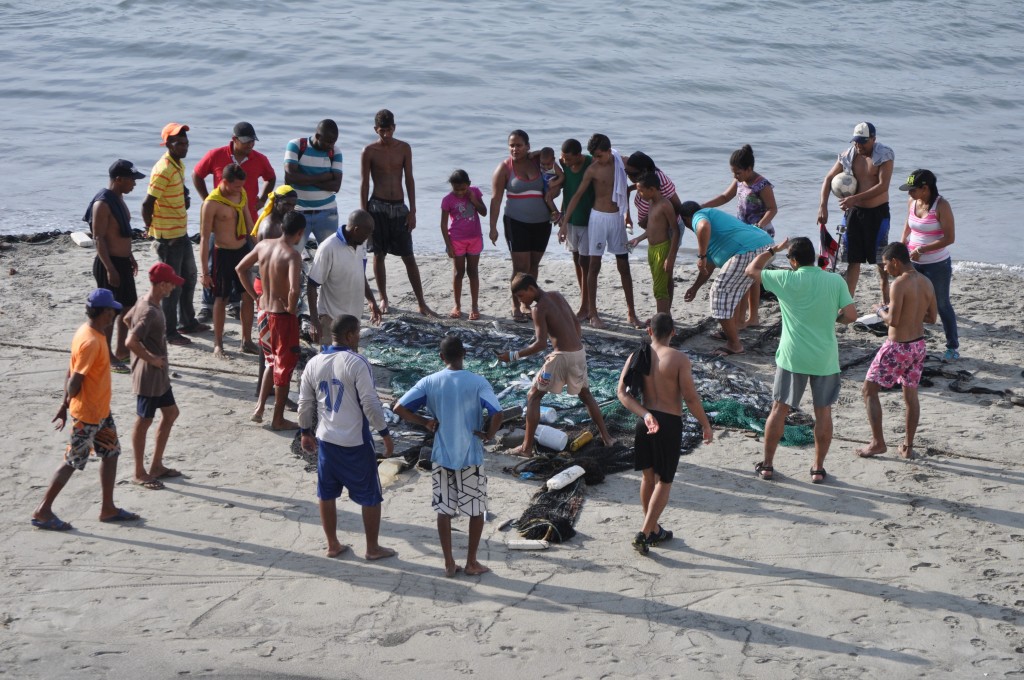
[
  {"xmin": 546, "ymin": 465, "xmax": 585, "ymax": 490},
  {"xmin": 569, "ymin": 431, "xmax": 593, "ymax": 452},
  {"xmin": 508, "ymin": 539, "xmax": 550, "ymax": 550},
  {"xmin": 539, "ymin": 405, "xmax": 558, "ymax": 424},
  {"xmin": 534, "ymin": 424, "xmax": 568, "ymax": 451}
]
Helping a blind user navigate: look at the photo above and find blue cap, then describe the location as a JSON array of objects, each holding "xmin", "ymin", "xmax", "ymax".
[{"xmin": 86, "ymin": 288, "xmax": 123, "ymax": 311}]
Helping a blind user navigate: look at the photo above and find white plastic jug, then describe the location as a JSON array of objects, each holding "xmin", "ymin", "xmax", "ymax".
[
  {"xmin": 534, "ymin": 424, "xmax": 568, "ymax": 451},
  {"xmin": 546, "ymin": 465, "xmax": 585, "ymax": 490}
]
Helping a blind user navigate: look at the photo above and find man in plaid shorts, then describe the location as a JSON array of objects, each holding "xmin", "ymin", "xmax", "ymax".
[
  {"xmin": 679, "ymin": 203, "xmax": 775, "ymax": 356},
  {"xmin": 32, "ymin": 289, "xmax": 141, "ymax": 531},
  {"xmin": 395, "ymin": 335, "xmax": 502, "ymax": 577}
]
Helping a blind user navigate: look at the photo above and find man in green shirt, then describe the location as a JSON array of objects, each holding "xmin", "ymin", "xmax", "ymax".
[
  {"xmin": 745, "ymin": 237, "xmax": 858, "ymax": 483},
  {"xmin": 554, "ymin": 138, "xmax": 594, "ymax": 319}
]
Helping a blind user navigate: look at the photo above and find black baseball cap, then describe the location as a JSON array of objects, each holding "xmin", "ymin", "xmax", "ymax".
[
  {"xmin": 898, "ymin": 169, "xmax": 936, "ymax": 191},
  {"xmin": 233, "ymin": 121, "xmax": 259, "ymax": 142},
  {"xmin": 108, "ymin": 159, "xmax": 146, "ymax": 180}
]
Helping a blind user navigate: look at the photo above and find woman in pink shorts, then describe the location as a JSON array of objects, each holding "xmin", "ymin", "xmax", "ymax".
[{"xmin": 440, "ymin": 169, "xmax": 487, "ymax": 320}]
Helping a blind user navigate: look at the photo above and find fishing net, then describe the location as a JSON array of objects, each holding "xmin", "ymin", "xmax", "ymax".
[{"xmin": 511, "ymin": 477, "xmax": 586, "ymax": 543}]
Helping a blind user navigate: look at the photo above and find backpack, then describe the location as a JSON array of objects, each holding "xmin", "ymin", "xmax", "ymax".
[
  {"xmin": 296, "ymin": 137, "xmax": 335, "ymax": 163},
  {"xmin": 622, "ymin": 342, "xmax": 652, "ymax": 400}
]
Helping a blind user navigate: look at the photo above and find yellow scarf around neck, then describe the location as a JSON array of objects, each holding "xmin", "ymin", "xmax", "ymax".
[{"xmin": 207, "ymin": 186, "xmax": 248, "ymax": 239}]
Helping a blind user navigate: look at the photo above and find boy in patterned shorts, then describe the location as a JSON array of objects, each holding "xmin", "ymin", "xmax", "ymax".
[{"xmin": 395, "ymin": 336, "xmax": 503, "ymax": 577}]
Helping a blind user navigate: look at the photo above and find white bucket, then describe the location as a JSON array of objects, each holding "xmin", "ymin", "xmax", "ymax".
[{"xmin": 535, "ymin": 424, "xmax": 568, "ymax": 451}]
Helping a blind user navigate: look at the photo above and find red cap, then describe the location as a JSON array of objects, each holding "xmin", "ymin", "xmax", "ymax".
[
  {"xmin": 149, "ymin": 262, "xmax": 185, "ymax": 286},
  {"xmin": 160, "ymin": 122, "xmax": 190, "ymax": 145}
]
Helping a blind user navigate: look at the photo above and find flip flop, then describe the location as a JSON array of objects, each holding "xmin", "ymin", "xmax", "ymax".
[
  {"xmin": 156, "ymin": 468, "xmax": 182, "ymax": 479},
  {"xmin": 100, "ymin": 508, "xmax": 141, "ymax": 523},
  {"xmin": 111, "ymin": 361, "xmax": 131, "ymax": 375},
  {"xmin": 132, "ymin": 478, "xmax": 165, "ymax": 490},
  {"xmin": 709, "ymin": 330, "xmax": 727, "ymax": 341},
  {"xmin": 31, "ymin": 516, "xmax": 73, "ymax": 531}
]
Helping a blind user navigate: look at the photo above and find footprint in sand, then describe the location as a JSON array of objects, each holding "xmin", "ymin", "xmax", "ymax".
[{"xmin": 909, "ymin": 562, "xmax": 936, "ymax": 571}]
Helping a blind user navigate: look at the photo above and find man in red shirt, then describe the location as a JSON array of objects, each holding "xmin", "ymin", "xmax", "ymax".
[{"xmin": 192, "ymin": 122, "xmax": 276, "ymax": 327}]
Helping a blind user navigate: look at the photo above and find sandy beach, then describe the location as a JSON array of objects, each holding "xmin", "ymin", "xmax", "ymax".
[{"xmin": 1, "ymin": 235, "xmax": 1023, "ymax": 679}]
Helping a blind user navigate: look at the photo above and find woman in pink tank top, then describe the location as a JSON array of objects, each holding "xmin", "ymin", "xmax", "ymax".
[{"xmin": 898, "ymin": 169, "xmax": 959, "ymax": 360}]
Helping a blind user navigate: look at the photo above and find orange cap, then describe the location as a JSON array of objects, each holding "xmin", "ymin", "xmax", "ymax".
[{"xmin": 160, "ymin": 122, "xmax": 190, "ymax": 145}]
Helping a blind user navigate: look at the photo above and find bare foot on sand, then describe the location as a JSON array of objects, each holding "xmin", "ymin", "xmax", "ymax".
[
  {"xmin": 272, "ymin": 418, "xmax": 299, "ymax": 431},
  {"xmin": 251, "ymin": 408, "xmax": 264, "ymax": 423},
  {"xmin": 365, "ymin": 546, "xmax": 397, "ymax": 561},
  {"xmin": 327, "ymin": 542, "xmax": 349, "ymax": 558},
  {"xmin": 464, "ymin": 561, "xmax": 490, "ymax": 576},
  {"xmin": 576, "ymin": 308, "xmax": 589, "ymax": 321},
  {"xmin": 855, "ymin": 443, "xmax": 887, "ymax": 458},
  {"xmin": 240, "ymin": 340, "xmax": 259, "ymax": 355},
  {"xmin": 419, "ymin": 305, "xmax": 440, "ymax": 318},
  {"xmin": 469, "ymin": 309, "xmax": 481, "ymax": 321},
  {"xmin": 627, "ymin": 314, "xmax": 644, "ymax": 329},
  {"xmin": 444, "ymin": 562, "xmax": 463, "ymax": 578},
  {"xmin": 899, "ymin": 442, "xmax": 915, "ymax": 459},
  {"xmin": 589, "ymin": 316, "xmax": 607, "ymax": 329},
  {"xmin": 213, "ymin": 346, "xmax": 230, "ymax": 360},
  {"xmin": 379, "ymin": 298, "xmax": 390, "ymax": 314},
  {"xmin": 513, "ymin": 444, "xmax": 535, "ymax": 458},
  {"xmin": 449, "ymin": 307, "xmax": 462, "ymax": 319}
]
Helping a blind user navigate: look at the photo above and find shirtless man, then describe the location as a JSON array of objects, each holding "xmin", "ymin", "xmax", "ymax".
[
  {"xmin": 360, "ymin": 109, "xmax": 435, "ymax": 317},
  {"xmin": 819, "ymin": 122, "xmax": 895, "ymax": 304},
  {"xmin": 856, "ymin": 242, "xmax": 937, "ymax": 460},
  {"xmin": 497, "ymin": 274, "xmax": 614, "ymax": 456},
  {"xmin": 84, "ymin": 159, "xmax": 144, "ymax": 367},
  {"xmin": 200, "ymin": 163, "xmax": 255, "ymax": 358},
  {"xmin": 617, "ymin": 313, "xmax": 713, "ymax": 554},
  {"xmin": 237, "ymin": 210, "xmax": 304, "ymax": 429},
  {"xmin": 629, "ymin": 173, "xmax": 679, "ymax": 316}
]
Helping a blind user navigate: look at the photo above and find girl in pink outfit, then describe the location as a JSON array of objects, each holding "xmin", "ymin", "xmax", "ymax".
[{"xmin": 440, "ymin": 169, "xmax": 487, "ymax": 320}]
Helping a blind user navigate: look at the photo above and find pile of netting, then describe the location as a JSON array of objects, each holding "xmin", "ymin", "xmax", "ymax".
[
  {"xmin": 363, "ymin": 316, "xmax": 813, "ymax": 448},
  {"xmin": 509, "ymin": 477, "xmax": 586, "ymax": 543}
]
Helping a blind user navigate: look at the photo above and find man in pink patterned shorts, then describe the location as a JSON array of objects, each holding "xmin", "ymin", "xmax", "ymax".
[{"xmin": 856, "ymin": 242, "xmax": 937, "ymax": 460}]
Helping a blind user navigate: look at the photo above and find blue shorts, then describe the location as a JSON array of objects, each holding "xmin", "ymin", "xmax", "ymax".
[
  {"xmin": 136, "ymin": 388, "xmax": 176, "ymax": 419},
  {"xmin": 317, "ymin": 438, "xmax": 384, "ymax": 505}
]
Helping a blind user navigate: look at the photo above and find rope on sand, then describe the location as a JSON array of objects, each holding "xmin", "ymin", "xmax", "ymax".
[{"xmin": 0, "ymin": 341, "xmax": 257, "ymax": 378}]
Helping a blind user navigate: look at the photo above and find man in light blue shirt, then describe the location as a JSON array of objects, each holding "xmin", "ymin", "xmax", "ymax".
[{"xmin": 395, "ymin": 335, "xmax": 502, "ymax": 577}]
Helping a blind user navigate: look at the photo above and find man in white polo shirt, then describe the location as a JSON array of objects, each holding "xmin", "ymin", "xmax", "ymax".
[{"xmin": 307, "ymin": 209, "xmax": 382, "ymax": 344}]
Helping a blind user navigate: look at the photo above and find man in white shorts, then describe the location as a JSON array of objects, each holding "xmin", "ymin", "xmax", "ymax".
[
  {"xmin": 395, "ymin": 336, "xmax": 502, "ymax": 577},
  {"xmin": 560, "ymin": 134, "xmax": 640, "ymax": 328}
]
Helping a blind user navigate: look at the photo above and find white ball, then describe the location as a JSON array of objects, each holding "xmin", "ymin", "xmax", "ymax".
[{"xmin": 831, "ymin": 172, "xmax": 858, "ymax": 198}]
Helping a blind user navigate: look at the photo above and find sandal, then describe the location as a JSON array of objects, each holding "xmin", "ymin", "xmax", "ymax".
[
  {"xmin": 754, "ymin": 462, "xmax": 774, "ymax": 480},
  {"xmin": 810, "ymin": 467, "xmax": 827, "ymax": 484}
]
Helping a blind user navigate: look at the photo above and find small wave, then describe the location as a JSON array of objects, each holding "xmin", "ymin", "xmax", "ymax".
[{"xmin": 954, "ymin": 260, "xmax": 1024, "ymax": 278}]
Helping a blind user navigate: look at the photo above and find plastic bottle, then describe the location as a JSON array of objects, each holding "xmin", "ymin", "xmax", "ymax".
[
  {"xmin": 546, "ymin": 465, "xmax": 585, "ymax": 490},
  {"xmin": 539, "ymin": 405, "xmax": 558, "ymax": 424},
  {"xmin": 534, "ymin": 424, "xmax": 568, "ymax": 451},
  {"xmin": 569, "ymin": 431, "xmax": 593, "ymax": 452}
]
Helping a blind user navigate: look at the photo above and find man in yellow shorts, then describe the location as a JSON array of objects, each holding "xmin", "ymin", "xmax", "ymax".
[{"xmin": 630, "ymin": 172, "xmax": 680, "ymax": 316}]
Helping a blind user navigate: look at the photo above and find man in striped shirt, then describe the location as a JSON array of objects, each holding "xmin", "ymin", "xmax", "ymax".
[
  {"xmin": 143, "ymin": 123, "xmax": 207, "ymax": 346},
  {"xmin": 284, "ymin": 119, "xmax": 344, "ymax": 247}
]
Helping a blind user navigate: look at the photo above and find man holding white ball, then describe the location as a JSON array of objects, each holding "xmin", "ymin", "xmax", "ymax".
[{"xmin": 818, "ymin": 122, "xmax": 895, "ymax": 305}]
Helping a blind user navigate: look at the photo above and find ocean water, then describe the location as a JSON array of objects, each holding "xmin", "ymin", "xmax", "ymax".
[{"xmin": 1, "ymin": 0, "xmax": 1021, "ymax": 266}]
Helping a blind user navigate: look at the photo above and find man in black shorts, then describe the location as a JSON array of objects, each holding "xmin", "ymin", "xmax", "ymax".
[
  {"xmin": 359, "ymin": 109, "xmax": 436, "ymax": 317},
  {"xmin": 200, "ymin": 163, "xmax": 255, "ymax": 358},
  {"xmin": 83, "ymin": 159, "xmax": 146, "ymax": 371},
  {"xmin": 817, "ymin": 122, "xmax": 896, "ymax": 304},
  {"xmin": 616, "ymin": 313, "xmax": 713, "ymax": 554}
]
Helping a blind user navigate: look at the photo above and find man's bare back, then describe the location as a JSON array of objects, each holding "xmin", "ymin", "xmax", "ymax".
[
  {"xmin": 362, "ymin": 139, "xmax": 411, "ymax": 202},
  {"xmin": 639, "ymin": 345, "xmax": 690, "ymax": 417},
  {"xmin": 258, "ymin": 240, "xmax": 302, "ymax": 314},
  {"xmin": 533, "ymin": 290, "xmax": 583, "ymax": 353},
  {"xmin": 886, "ymin": 270, "xmax": 937, "ymax": 342}
]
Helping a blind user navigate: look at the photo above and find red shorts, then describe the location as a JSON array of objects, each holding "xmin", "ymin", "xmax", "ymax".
[
  {"xmin": 450, "ymin": 235, "xmax": 483, "ymax": 257},
  {"xmin": 258, "ymin": 310, "xmax": 300, "ymax": 387}
]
